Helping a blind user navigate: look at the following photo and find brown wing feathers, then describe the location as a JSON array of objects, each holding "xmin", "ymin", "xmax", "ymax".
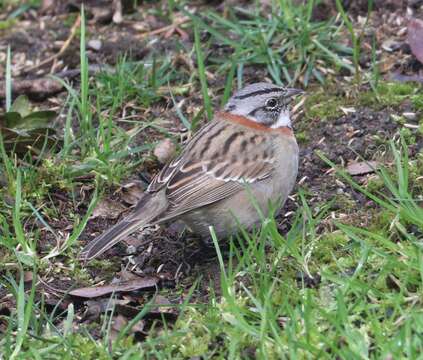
[{"xmin": 80, "ymin": 115, "xmax": 277, "ymax": 260}]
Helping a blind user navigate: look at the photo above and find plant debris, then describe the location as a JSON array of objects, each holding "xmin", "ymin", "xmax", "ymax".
[
  {"xmin": 346, "ymin": 161, "xmax": 380, "ymax": 176},
  {"xmin": 69, "ymin": 276, "xmax": 161, "ymax": 298}
]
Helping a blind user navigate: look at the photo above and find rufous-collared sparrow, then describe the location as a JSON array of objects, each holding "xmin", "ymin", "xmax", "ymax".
[{"xmin": 81, "ymin": 82, "xmax": 303, "ymax": 261}]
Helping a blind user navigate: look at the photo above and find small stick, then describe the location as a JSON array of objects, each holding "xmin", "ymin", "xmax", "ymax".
[{"xmin": 136, "ymin": 17, "xmax": 189, "ymax": 39}]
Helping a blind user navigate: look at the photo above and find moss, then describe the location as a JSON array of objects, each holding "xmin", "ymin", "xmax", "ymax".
[
  {"xmin": 18, "ymin": 333, "xmax": 114, "ymax": 358},
  {"xmin": 366, "ymin": 176, "xmax": 384, "ymax": 193},
  {"xmin": 358, "ymin": 82, "xmax": 423, "ymax": 110},
  {"xmin": 418, "ymin": 118, "xmax": 423, "ymax": 135},
  {"xmin": 0, "ymin": 18, "xmax": 16, "ymax": 31},
  {"xmin": 63, "ymin": 13, "xmax": 79, "ymax": 28},
  {"xmin": 295, "ymin": 131, "xmax": 309, "ymax": 144},
  {"xmin": 303, "ymin": 81, "xmax": 423, "ymax": 125},
  {"xmin": 333, "ymin": 193, "xmax": 357, "ymax": 211},
  {"xmin": 369, "ymin": 210, "xmax": 394, "ymax": 232},
  {"xmin": 169, "ymin": 307, "xmax": 215, "ymax": 357},
  {"xmin": 399, "ymin": 127, "xmax": 416, "ymax": 145},
  {"xmin": 312, "ymin": 231, "xmax": 349, "ymax": 264},
  {"xmin": 413, "ymin": 96, "xmax": 423, "ymax": 111},
  {"xmin": 304, "ymin": 90, "xmax": 348, "ymax": 120}
]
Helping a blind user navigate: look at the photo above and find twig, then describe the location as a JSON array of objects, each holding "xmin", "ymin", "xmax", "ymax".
[
  {"xmin": 20, "ymin": 14, "xmax": 81, "ymax": 74},
  {"xmin": 136, "ymin": 17, "xmax": 189, "ymax": 39}
]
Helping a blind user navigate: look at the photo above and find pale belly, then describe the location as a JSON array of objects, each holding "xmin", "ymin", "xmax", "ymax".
[{"xmin": 179, "ymin": 136, "xmax": 299, "ymax": 239}]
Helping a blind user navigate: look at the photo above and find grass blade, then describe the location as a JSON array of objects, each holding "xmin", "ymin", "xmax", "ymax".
[
  {"xmin": 5, "ymin": 45, "xmax": 12, "ymax": 111},
  {"xmin": 194, "ymin": 23, "xmax": 212, "ymax": 120}
]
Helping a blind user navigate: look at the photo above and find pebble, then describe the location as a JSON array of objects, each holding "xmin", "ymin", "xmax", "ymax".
[
  {"xmin": 402, "ymin": 112, "xmax": 417, "ymax": 121},
  {"xmin": 88, "ymin": 39, "xmax": 102, "ymax": 51},
  {"xmin": 154, "ymin": 138, "xmax": 176, "ymax": 164}
]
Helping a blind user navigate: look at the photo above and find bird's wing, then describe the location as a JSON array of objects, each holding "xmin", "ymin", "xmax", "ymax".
[
  {"xmin": 148, "ymin": 117, "xmax": 278, "ymax": 219},
  {"xmin": 80, "ymin": 116, "xmax": 279, "ymax": 261}
]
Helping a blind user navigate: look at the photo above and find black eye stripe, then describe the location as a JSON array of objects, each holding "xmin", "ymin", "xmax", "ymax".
[
  {"xmin": 247, "ymin": 106, "xmax": 280, "ymax": 126},
  {"xmin": 248, "ymin": 105, "xmax": 281, "ymax": 116},
  {"xmin": 234, "ymin": 87, "xmax": 285, "ymax": 100}
]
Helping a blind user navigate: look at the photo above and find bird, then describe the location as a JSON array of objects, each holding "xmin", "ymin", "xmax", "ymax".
[{"xmin": 80, "ymin": 82, "xmax": 303, "ymax": 261}]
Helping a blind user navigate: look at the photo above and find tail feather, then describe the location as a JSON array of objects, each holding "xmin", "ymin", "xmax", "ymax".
[
  {"xmin": 79, "ymin": 219, "xmax": 145, "ymax": 261},
  {"xmin": 80, "ymin": 191, "xmax": 168, "ymax": 261}
]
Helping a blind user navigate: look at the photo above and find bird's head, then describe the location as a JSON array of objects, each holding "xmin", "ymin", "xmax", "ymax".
[{"xmin": 224, "ymin": 82, "xmax": 304, "ymax": 129}]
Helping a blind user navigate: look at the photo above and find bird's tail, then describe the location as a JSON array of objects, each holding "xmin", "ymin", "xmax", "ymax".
[{"xmin": 79, "ymin": 192, "xmax": 168, "ymax": 261}]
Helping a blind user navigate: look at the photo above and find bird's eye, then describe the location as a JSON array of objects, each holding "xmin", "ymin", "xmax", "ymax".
[{"xmin": 265, "ymin": 98, "xmax": 278, "ymax": 109}]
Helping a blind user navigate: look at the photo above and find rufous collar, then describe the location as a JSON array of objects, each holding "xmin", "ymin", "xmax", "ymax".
[{"xmin": 217, "ymin": 111, "xmax": 294, "ymax": 136}]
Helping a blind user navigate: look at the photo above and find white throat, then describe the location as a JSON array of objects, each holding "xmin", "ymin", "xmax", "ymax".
[{"xmin": 271, "ymin": 109, "xmax": 291, "ymax": 129}]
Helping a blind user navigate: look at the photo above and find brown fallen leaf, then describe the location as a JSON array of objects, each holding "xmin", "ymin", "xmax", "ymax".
[
  {"xmin": 110, "ymin": 315, "xmax": 128, "ymax": 341},
  {"xmin": 408, "ymin": 18, "xmax": 423, "ymax": 64},
  {"xmin": 110, "ymin": 314, "xmax": 145, "ymax": 341},
  {"xmin": 115, "ymin": 269, "xmax": 143, "ymax": 282},
  {"xmin": 389, "ymin": 72, "xmax": 423, "ymax": 84},
  {"xmin": 91, "ymin": 198, "xmax": 127, "ymax": 220},
  {"xmin": 0, "ymin": 78, "xmax": 63, "ymax": 101},
  {"xmin": 69, "ymin": 276, "xmax": 159, "ymax": 298},
  {"xmin": 83, "ymin": 298, "xmax": 131, "ymax": 320},
  {"xmin": 82, "ymin": 298, "xmax": 152, "ymax": 322},
  {"xmin": 346, "ymin": 161, "xmax": 380, "ymax": 176},
  {"xmin": 150, "ymin": 295, "xmax": 178, "ymax": 317}
]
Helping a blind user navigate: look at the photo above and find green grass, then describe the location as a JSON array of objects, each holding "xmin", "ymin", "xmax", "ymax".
[
  {"xmin": 302, "ymin": 81, "xmax": 423, "ymax": 122},
  {"xmin": 1, "ymin": 1, "xmax": 423, "ymax": 358},
  {"xmin": 2, "ymin": 139, "xmax": 423, "ymax": 357},
  {"xmin": 186, "ymin": 0, "xmax": 354, "ymax": 86}
]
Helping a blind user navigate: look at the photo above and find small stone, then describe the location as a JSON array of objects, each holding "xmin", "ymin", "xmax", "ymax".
[
  {"xmin": 112, "ymin": 0, "xmax": 123, "ymax": 24},
  {"xmin": 402, "ymin": 112, "xmax": 417, "ymax": 121},
  {"xmin": 382, "ymin": 39, "xmax": 402, "ymax": 52},
  {"xmin": 125, "ymin": 245, "xmax": 137, "ymax": 255},
  {"xmin": 154, "ymin": 138, "xmax": 176, "ymax": 164},
  {"xmin": 88, "ymin": 39, "xmax": 102, "ymax": 51}
]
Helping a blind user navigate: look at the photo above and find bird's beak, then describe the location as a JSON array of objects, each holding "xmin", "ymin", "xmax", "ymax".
[{"xmin": 286, "ymin": 88, "xmax": 305, "ymax": 98}]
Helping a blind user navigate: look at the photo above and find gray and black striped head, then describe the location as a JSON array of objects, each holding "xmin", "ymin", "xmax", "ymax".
[{"xmin": 224, "ymin": 83, "xmax": 303, "ymax": 129}]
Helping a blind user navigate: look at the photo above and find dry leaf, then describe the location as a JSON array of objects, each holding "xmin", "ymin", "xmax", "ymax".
[
  {"xmin": 340, "ymin": 106, "xmax": 356, "ymax": 115},
  {"xmin": 147, "ymin": 295, "xmax": 178, "ymax": 319},
  {"xmin": 0, "ymin": 78, "xmax": 63, "ymax": 100},
  {"xmin": 84, "ymin": 299, "xmax": 131, "ymax": 319},
  {"xmin": 69, "ymin": 277, "xmax": 159, "ymax": 298},
  {"xmin": 346, "ymin": 161, "xmax": 379, "ymax": 176},
  {"xmin": 389, "ymin": 72, "xmax": 423, "ymax": 84},
  {"xmin": 91, "ymin": 198, "xmax": 127, "ymax": 220},
  {"xmin": 110, "ymin": 314, "xmax": 128, "ymax": 341}
]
